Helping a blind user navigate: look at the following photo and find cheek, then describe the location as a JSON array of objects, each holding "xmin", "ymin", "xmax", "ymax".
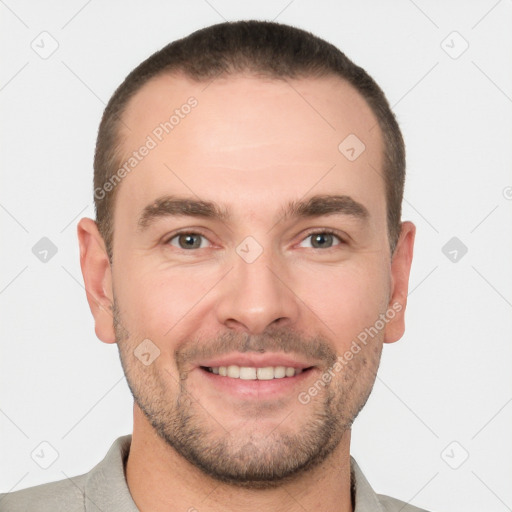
[
  {"xmin": 295, "ymin": 261, "xmax": 389, "ymax": 342},
  {"xmin": 112, "ymin": 260, "xmax": 219, "ymax": 339}
]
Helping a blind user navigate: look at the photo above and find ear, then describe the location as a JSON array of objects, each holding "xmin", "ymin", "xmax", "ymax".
[
  {"xmin": 384, "ymin": 221, "xmax": 416, "ymax": 344},
  {"xmin": 77, "ymin": 218, "xmax": 116, "ymax": 344}
]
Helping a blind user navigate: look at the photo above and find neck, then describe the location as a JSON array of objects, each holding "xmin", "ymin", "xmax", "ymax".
[{"xmin": 125, "ymin": 405, "xmax": 354, "ymax": 512}]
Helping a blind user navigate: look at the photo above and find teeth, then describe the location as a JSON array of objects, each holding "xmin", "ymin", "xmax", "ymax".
[
  {"xmin": 208, "ymin": 365, "xmax": 304, "ymax": 380},
  {"xmin": 274, "ymin": 366, "xmax": 286, "ymax": 379},
  {"xmin": 227, "ymin": 365, "xmax": 240, "ymax": 378},
  {"xmin": 240, "ymin": 367, "xmax": 257, "ymax": 380},
  {"xmin": 285, "ymin": 367, "xmax": 295, "ymax": 377},
  {"xmin": 257, "ymin": 367, "xmax": 274, "ymax": 380}
]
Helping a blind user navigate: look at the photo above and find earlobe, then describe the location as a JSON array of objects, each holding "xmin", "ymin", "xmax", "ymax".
[
  {"xmin": 384, "ymin": 221, "xmax": 416, "ymax": 344},
  {"xmin": 77, "ymin": 218, "xmax": 116, "ymax": 344}
]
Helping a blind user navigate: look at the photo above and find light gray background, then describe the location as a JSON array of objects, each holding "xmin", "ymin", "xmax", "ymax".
[{"xmin": 1, "ymin": 1, "xmax": 511, "ymax": 511}]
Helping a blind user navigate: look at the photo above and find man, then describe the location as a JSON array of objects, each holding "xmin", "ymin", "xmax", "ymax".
[{"xmin": 1, "ymin": 20, "xmax": 424, "ymax": 511}]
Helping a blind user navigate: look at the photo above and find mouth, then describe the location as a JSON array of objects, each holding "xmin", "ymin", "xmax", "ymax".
[{"xmin": 193, "ymin": 353, "xmax": 319, "ymax": 400}]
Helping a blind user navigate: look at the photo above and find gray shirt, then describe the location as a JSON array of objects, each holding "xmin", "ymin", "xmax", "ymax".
[{"xmin": 0, "ymin": 435, "xmax": 430, "ymax": 511}]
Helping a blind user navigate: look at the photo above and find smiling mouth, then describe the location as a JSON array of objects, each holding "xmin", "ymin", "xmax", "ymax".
[{"xmin": 201, "ymin": 365, "xmax": 315, "ymax": 380}]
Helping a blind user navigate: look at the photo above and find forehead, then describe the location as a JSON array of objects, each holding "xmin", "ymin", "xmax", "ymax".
[{"xmin": 114, "ymin": 72, "xmax": 385, "ymax": 227}]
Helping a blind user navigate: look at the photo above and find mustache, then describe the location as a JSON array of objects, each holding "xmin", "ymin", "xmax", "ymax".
[{"xmin": 175, "ymin": 328, "xmax": 338, "ymax": 369}]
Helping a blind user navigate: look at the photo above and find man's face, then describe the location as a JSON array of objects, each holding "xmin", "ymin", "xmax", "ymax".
[{"xmin": 85, "ymin": 73, "xmax": 412, "ymax": 487}]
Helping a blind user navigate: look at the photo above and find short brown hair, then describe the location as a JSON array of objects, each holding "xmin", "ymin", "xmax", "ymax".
[{"xmin": 94, "ymin": 20, "xmax": 405, "ymax": 261}]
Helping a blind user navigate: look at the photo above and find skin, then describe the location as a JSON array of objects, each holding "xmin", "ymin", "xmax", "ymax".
[{"xmin": 78, "ymin": 72, "xmax": 415, "ymax": 512}]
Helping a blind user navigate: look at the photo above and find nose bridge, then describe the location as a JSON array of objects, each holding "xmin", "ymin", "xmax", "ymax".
[{"xmin": 215, "ymin": 236, "xmax": 299, "ymax": 333}]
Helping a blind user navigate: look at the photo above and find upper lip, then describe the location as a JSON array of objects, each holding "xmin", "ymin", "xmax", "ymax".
[{"xmin": 196, "ymin": 352, "xmax": 318, "ymax": 370}]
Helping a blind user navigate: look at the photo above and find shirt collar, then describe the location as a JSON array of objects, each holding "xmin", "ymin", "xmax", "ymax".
[
  {"xmin": 84, "ymin": 435, "xmax": 138, "ymax": 512},
  {"xmin": 350, "ymin": 456, "xmax": 386, "ymax": 512},
  {"xmin": 84, "ymin": 435, "xmax": 384, "ymax": 512}
]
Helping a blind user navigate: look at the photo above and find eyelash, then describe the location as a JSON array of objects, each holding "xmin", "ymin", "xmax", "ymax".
[{"xmin": 163, "ymin": 229, "xmax": 346, "ymax": 251}]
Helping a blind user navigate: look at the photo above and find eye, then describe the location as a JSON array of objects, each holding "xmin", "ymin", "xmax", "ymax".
[
  {"xmin": 166, "ymin": 232, "xmax": 211, "ymax": 250},
  {"xmin": 299, "ymin": 230, "xmax": 344, "ymax": 250}
]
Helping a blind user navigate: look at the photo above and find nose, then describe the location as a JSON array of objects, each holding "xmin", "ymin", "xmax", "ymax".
[{"xmin": 214, "ymin": 244, "xmax": 301, "ymax": 335}]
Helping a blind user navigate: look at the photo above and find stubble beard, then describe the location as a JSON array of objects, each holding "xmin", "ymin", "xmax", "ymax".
[{"xmin": 113, "ymin": 298, "xmax": 382, "ymax": 489}]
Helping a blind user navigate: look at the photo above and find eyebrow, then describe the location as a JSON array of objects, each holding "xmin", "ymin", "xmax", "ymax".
[{"xmin": 137, "ymin": 193, "xmax": 369, "ymax": 231}]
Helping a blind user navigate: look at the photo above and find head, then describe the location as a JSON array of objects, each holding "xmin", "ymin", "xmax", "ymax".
[{"xmin": 79, "ymin": 20, "xmax": 415, "ymax": 488}]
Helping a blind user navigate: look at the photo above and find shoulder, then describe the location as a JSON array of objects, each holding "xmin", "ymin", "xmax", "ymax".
[
  {"xmin": 0, "ymin": 473, "xmax": 87, "ymax": 512},
  {"xmin": 377, "ymin": 493, "xmax": 432, "ymax": 512},
  {"xmin": 350, "ymin": 456, "xmax": 433, "ymax": 512},
  {"xmin": 0, "ymin": 435, "xmax": 134, "ymax": 512}
]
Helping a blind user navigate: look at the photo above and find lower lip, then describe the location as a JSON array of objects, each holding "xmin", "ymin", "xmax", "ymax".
[{"xmin": 197, "ymin": 367, "xmax": 317, "ymax": 400}]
